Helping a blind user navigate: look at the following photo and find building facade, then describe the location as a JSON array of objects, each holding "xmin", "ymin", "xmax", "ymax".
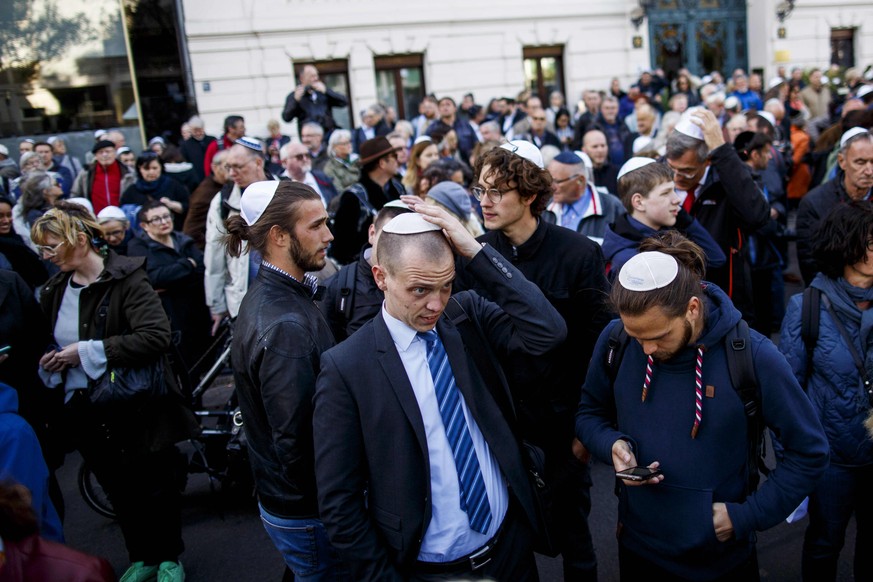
[{"xmin": 2, "ymin": 0, "xmax": 871, "ymax": 150}]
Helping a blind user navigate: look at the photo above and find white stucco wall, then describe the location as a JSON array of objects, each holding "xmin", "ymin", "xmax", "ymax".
[
  {"xmin": 180, "ymin": 0, "xmax": 870, "ymax": 138},
  {"xmin": 181, "ymin": 0, "xmax": 645, "ymax": 136}
]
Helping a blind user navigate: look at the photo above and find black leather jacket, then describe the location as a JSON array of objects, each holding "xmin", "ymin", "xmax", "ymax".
[{"xmin": 231, "ymin": 266, "xmax": 335, "ymax": 518}]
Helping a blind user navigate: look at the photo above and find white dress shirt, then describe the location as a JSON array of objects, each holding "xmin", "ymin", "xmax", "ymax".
[{"xmin": 381, "ymin": 306, "xmax": 508, "ymax": 562}]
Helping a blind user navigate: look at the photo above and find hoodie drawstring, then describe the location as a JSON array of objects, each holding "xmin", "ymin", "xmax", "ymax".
[{"xmin": 640, "ymin": 346, "xmax": 706, "ymax": 439}]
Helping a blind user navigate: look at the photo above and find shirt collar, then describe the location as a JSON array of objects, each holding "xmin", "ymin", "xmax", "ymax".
[
  {"xmin": 382, "ymin": 304, "xmax": 424, "ymax": 353},
  {"xmin": 260, "ymin": 260, "xmax": 318, "ymax": 296}
]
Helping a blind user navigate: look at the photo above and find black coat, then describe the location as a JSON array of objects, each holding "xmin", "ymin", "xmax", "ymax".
[
  {"xmin": 282, "ymin": 87, "xmax": 349, "ymax": 135},
  {"xmin": 352, "ymin": 120, "xmax": 391, "ymax": 154},
  {"xmin": 454, "ymin": 220, "xmax": 612, "ymax": 446},
  {"xmin": 319, "ymin": 251, "xmax": 383, "ymax": 342},
  {"xmin": 121, "ymin": 177, "xmax": 191, "ymax": 231},
  {"xmin": 313, "ymin": 245, "xmax": 567, "ymax": 580},
  {"xmin": 330, "ymin": 174, "xmax": 404, "ymax": 265},
  {"xmin": 0, "ymin": 270, "xmax": 57, "ymax": 440},
  {"xmin": 796, "ymin": 172, "xmax": 852, "ymax": 286},
  {"xmin": 685, "ymin": 144, "xmax": 770, "ymax": 322},
  {"xmin": 231, "ymin": 266, "xmax": 335, "ymax": 518},
  {"xmin": 0, "ymin": 232, "xmax": 48, "ymax": 290},
  {"xmin": 180, "ymin": 136, "xmax": 217, "ymax": 183},
  {"xmin": 127, "ymin": 231, "xmax": 211, "ymax": 368}
]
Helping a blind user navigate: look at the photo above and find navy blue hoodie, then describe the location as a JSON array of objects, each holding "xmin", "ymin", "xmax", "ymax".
[{"xmin": 576, "ymin": 284, "xmax": 828, "ymax": 580}]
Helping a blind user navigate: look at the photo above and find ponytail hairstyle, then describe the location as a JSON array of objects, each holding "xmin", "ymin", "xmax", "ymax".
[
  {"xmin": 610, "ymin": 231, "xmax": 707, "ymax": 318},
  {"xmin": 224, "ymin": 180, "xmax": 320, "ymax": 258}
]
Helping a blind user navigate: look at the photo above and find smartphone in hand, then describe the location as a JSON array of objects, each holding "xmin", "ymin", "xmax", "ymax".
[{"xmin": 615, "ymin": 466, "xmax": 662, "ymax": 482}]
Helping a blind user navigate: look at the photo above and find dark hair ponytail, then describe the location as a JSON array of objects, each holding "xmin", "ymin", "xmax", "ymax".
[
  {"xmin": 611, "ymin": 231, "xmax": 706, "ymax": 318},
  {"xmin": 224, "ymin": 214, "xmax": 251, "ymax": 258}
]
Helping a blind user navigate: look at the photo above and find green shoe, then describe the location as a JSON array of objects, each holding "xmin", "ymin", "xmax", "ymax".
[
  {"xmin": 157, "ymin": 561, "xmax": 185, "ymax": 582},
  {"xmin": 119, "ymin": 562, "xmax": 158, "ymax": 582}
]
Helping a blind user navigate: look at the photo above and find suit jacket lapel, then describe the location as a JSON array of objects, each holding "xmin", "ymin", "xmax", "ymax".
[{"xmin": 373, "ymin": 313, "xmax": 429, "ymax": 462}]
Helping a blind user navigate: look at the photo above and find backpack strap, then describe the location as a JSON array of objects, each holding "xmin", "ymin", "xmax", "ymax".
[
  {"xmin": 343, "ymin": 184, "xmax": 377, "ymax": 234},
  {"xmin": 336, "ymin": 263, "xmax": 358, "ymax": 323},
  {"xmin": 800, "ymin": 286, "xmax": 821, "ymax": 390},
  {"xmin": 724, "ymin": 319, "xmax": 766, "ymax": 491},
  {"xmin": 605, "ymin": 323, "xmax": 630, "ymax": 387}
]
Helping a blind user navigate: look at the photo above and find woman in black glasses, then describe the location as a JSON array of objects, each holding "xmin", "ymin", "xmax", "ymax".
[
  {"xmin": 779, "ymin": 200, "xmax": 873, "ymax": 582},
  {"xmin": 128, "ymin": 200, "xmax": 211, "ymax": 375},
  {"xmin": 121, "ymin": 152, "xmax": 190, "ymax": 230}
]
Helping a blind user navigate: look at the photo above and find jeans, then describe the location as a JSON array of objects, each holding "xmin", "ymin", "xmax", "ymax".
[
  {"xmin": 258, "ymin": 504, "xmax": 350, "ymax": 581},
  {"xmin": 802, "ymin": 462, "xmax": 873, "ymax": 582}
]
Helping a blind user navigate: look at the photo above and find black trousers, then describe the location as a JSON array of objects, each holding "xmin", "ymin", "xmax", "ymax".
[
  {"xmin": 547, "ymin": 449, "xmax": 597, "ymax": 581},
  {"xmin": 410, "ymin": 502, "xmax": 539, "ymax": 582},
  {"xmin": 66, "ymin": 391, "xmax": 185, "ymax": 565}
]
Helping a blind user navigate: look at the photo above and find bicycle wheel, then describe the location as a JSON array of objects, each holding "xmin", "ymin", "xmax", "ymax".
[{"xmin": 77, "ymin": 462, "xmax": 117, "ymax": 520}]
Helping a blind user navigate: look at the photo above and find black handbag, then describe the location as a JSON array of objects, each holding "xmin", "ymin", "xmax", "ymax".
[{"xmin": 87, "ymin": 289, "xmax": 167, "ymax": 408}]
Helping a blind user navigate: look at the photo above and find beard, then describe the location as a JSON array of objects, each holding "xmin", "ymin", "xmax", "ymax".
[
  {"xmin": 652, "ymin": 320, "xmax": 694, "ymax": 363},
  {"xmin": 289, "ymin": 233, "xmax": 326, "ymax": 273}
]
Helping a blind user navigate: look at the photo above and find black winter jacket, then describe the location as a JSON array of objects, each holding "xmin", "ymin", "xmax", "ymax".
[
  {"xmin": 686, "ymin": 144, "xmax": 770, "ymax": 322},
  {"xmin": 319, "ymin": 250, "xmax": 383, "ymax": 342},
  {"xmin": 454, "ymin": 220, "xmax": 612, "ymax": 447},
  {"xmin": 231, "ymin": 266, "xmax": 336, "ymax": 518},
  {"xmin": 796, "ymin": 171, "xmax": 854, "ymax": 286}
]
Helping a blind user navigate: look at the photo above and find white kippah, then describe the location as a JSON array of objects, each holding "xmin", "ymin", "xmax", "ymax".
[
  {"xmin": 383, "ymin": 199, "xmax": 412, "ymax": 210},
  {"xmin": 756, "ymin": 111, "xmax": 777, "ymax": 128},
  {"xmin": 618, "ymin": 251, "xmax": 680, "ymax": 291},
  {"xmin": 617, "ymin": 157, "xmax": 656, "ymax": 181},
  {"xmin": 240, "ymin": 181, "xmax": 280, "ymax": 226},
  {"xmin": 382, "ymin": 213, "xmax": 443, "ymax": 235},
  {"xmin": 841, "ymin": 127, "xmax": 870, "ymax": 149},
  {"xmin": 500, "ymin": 140, "xmax": 544, "ymax": 169},
  {"xmin": 674, "ymin": 116, "xmax": 705, "ymax": 141}
]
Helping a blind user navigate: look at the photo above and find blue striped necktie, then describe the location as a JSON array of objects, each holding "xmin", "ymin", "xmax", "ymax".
[{"xmin": 418, "ymin": 330, "xmax": 492, "ymax": 534}]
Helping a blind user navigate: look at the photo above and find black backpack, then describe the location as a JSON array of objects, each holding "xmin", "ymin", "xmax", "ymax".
[
  {"xmin": 334, "ymin": 261, "xmax": 358, "ymax": 324},
  {"xmin": 604, "ymin": 319, "xmax": 767, "ymax": 492}
]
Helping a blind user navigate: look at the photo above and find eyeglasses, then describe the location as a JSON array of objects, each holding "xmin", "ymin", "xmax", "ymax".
[
  {"xmin": 531, "ymin": 116, "xmax": 547, "ymax": 121},
  {"xmin": 334, "ymin": 140, "xmax": 351, "ymax": 146},
  {"xmin": 471, "ymin": 185, "xmax": 507, "ymax": 204},
  {"xmin": 104, "ymin": 229, "xmax": 126, "ymax": 239},
  {"xmin": 553, "ymin": 173, "xmax": 583, "ymax": 185},
  {"xmin": 293, "ymin": 153, "xmax": 311, "ymax": 161},
  {"xmin": 867, "ymin": 240, "xmax": 873, "ymax": 252},
  {"xmin": 224, "ymin": 160, "xmax": 254, "ymax": 172},
  {"xmin": 37, "ymin": 240, "xmax": 66, "ymax": 257},
  {"xmin": 146, "ymin": 214, "xmax": 173, "ymax": 226},
  {"xmin": 665, "ymin": 162, "xmax": 699, "ymax": 180}
]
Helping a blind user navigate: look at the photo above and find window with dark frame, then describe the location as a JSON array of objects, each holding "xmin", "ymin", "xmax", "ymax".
[
  {"xmin": 830, "ymin": 28, "xmax": 856, "ymax": 69},
  {"xmin": 523, "ymin": 46, "xmax": 565, "ymax": 104},
  {"xmin": 374, "ymin": 54, "xmax": 426, "ymax": 121},
  {"xmin": 294, "ymin": 59, "xmax": 353, "ymax": 130}
]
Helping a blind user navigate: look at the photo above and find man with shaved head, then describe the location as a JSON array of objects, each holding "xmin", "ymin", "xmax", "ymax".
[{"xmin": 314, "ymin": 204, "xmax": 566, "ymax": 580}]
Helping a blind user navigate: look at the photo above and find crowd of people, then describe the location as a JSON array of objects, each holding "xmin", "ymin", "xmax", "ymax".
[{"xmin": 0, "ymin": 59, "xmax": 872, "ymax": 582}]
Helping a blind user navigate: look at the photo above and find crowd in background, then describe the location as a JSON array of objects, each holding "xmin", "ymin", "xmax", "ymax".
[{"xmin": 0, "ymin": 57, "xmax": 873, "ymax": 581}]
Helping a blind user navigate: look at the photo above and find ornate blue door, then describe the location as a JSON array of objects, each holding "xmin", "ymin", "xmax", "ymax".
[{"xmin": 648, "ymin": 0, "xmax": 748, "ymax": 78}]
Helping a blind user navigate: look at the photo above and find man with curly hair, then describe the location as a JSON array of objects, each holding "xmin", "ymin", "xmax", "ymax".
[{"xmin": 454, "ymin": 140, "xmax": 612, "ymax": 580}]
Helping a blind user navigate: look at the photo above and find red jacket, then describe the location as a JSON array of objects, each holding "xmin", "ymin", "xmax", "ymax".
[{"xmin": 0, "ymin": 535, "xmax": 115, "ymax": 582}]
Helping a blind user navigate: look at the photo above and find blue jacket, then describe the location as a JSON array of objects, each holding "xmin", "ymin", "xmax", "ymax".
[
  {"xmin": 0, "ymin": 382, "xmax": 63, "ymax": 542},
  {"xmin": 576, "ymin": 284, "xmax": 828, "ymax": 580},
  {"xmin": 602, "ymin": 212, "xmax": 726, "ymax": 281},
  {"xmin": 779, "ymin": 276, "xmax": 873, "ymax": 467}
]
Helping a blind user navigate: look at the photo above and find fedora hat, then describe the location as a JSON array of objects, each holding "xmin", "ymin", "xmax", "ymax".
[{"xmin": 357, "ymin": 136, "xmax": 401, "ymax": 166}]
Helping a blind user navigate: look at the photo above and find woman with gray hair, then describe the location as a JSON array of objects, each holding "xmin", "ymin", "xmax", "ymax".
[
  {"xmin": 322, "ymin": 128, "xmax": 360, "ymax": 192},
  {"xmin": 13, "ymin": 171, "xmax": 63, "ymax": 253}
]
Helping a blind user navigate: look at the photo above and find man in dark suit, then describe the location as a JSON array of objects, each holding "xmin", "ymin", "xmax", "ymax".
[
  {"xmin": 278, "ymin": 142, "xmax": 338, "ymax": 210},
  {"xmin": 313, "ymin": 207, "xmax": 567, "ymax": 581}
]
